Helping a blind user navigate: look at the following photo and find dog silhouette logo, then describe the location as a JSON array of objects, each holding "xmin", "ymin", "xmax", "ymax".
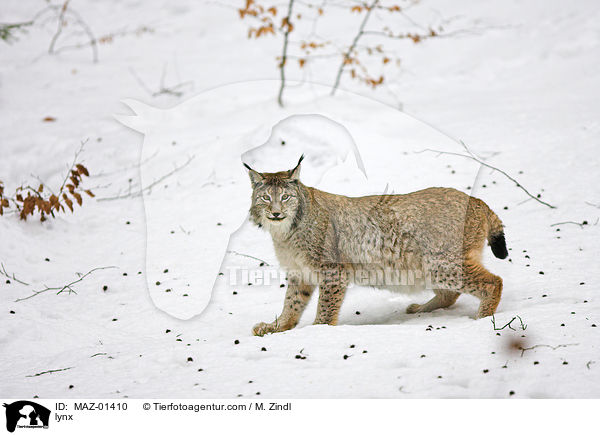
[
  {"xmin": 3, "ymin": 401, "xmax": 50, "ymax": 433},
  {"xmin": 115, "ymin": 80, "xmax": 481, "ymax": 320}
]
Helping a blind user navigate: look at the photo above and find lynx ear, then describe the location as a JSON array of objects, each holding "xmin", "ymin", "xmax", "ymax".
[
  {"xmin": 243, "ymin": 162, "xmax": 264, "ymax": 187},
  {"xmin": 288, "ymin": 154, "xmax": 304, "ymax": 181}
]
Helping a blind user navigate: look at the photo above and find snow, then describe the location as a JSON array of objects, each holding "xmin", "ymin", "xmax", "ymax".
[{"xmin": 1, "ymin": 0, "xmax": 599, "ymax": 399}]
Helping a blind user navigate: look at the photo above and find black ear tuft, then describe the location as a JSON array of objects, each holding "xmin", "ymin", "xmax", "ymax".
[
  {"xmin": 289, "ymin": 154, "xmax": 304, "ymax": 180},
  {"xmin": 244, "ymin": 162, "xmax": 264, "ymax": 186}
]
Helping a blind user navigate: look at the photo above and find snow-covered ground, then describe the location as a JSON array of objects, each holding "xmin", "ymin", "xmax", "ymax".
[{"xmin": 1, "ymin": 0, "xmax": 599, "ymax": 398}]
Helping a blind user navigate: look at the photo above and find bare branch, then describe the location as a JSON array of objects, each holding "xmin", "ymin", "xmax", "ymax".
[
  {"xmin": 416, "ymin": 141, "xmax": 556, "ymax": 209},
  {"xmin": 26, "ymin": 367, "xmax": 74, "ymax": 377},
  {"xmin": 47, "ymin": 1, "xmax": 98, "ymax": 62},
  {"xmin": 331, "ymin": 0, "xmax": 380, "ymax": 95},
  {"xmin": 90, "ymin": 352, "xmax": 107, "ymax": 358},
  {"xmin": 97, "ymin": 155, "xmax": 195, "ymax": 201},
  {"xmin": 227, "ymin": 250, "xmax": 271, "ymax": 266},
  {"xmin": 15, "ymin": 266, "xmax": 116, "ymax": 302},
  {"xmin": 0, "ymin": 262, "xmax": 30, "ymax": 286},
  {"xmin": 48, "ymin": 0, "xmax": 70, "ymax": 55},
  {"xmin": 491, "ymin": 314, "xmax": 526, "ymax": 331},
  {"xmin": 550, "ymin": 221, "xmax": 588, "ymax": 228},
  {"xmin": 519, "ymin": 343, "xmax": 579, "ymax": 357},
  {"xmin": 278, "ymin": 0, "xmax": 296, "ymax": 107},
  {"xmin": 129, "ymin": 65, "xmax": 193, "ymax": 98}
]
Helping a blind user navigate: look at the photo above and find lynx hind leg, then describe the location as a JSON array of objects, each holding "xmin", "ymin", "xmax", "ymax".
[
  {"xmin": 465, "ymin": 264, "xmax": 502, "ymax": 319},
  {"xmin": 406, "ymin": 289, "xmax": 460, "ymax": 314},
  {"xmin": 253, "ymin": 280, "xmax": 315, "ymax": 337},
  {"xmin": 460, "ymin": 260, "xmax": 503, "ymax": 318}
]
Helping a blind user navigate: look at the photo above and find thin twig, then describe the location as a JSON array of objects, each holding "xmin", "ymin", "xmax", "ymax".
[
  {"xmin": 416, "ymin": 141, "xmax": 556, "ymax": 209},
  {"xmin": 550, "ymin": 221, "xmax": 587, "ymax": 228},
  {"xmin": 58, "ymin": 139, "xmax": 88, "ymax": 196},
  {"xmin": 277, "ymin": 0, "xmax": 296, "ymax": 107},
  {"xmin": 66, "ymin": 7, "xmax": 98, "ymax": 62},
  {"xmin": 52, "ymin": 25, "xmax": 152, "ymax": 55},
  {"xmin": 15, "ymin": 266, "xmax": 116, "ymax": 302},
  {"xmin": 26, "ymin": 367, "xmax": 74, "ymax": 377},
  {"xmin": 48, "ymin": 0, "xmax": 70, "ymax": 55},
  {"xmin": 491, "ymin": 315, "xmax": 526, "ymax": 331},
  {"xmin": 519, "ymin": 343, "xmax": 578, "ymax": 357},
  {"xmin": 227, "ymin": 250, "xmax": 271, "ymax": 266},
  {"xmin": 90, "ymin": 150, "xmax": 159, "ymax": 179},
  {"xmin": 97, "ymin": 155, "xmax": 195, "ymax": 201},
  {"xmin": 0, "ymin": 21, "xmax": 34, "ymax": 43},
  {"xmin": 90, "ymin": 352, "xmax": 107, "ymax": 358},
  {"xmin": 0, "ymin": 262, "xmax": 30, "ymax": 286},
  {"xmin": 362, "ymin": 27, "xmax": 485, "ymax": 41},
  {"xmin": 47, "ymin": 1, "xmax": 98, "ymax": 62},
  {"xmin": 331, "ymin": 0, "xmax": 380, "ymax": 95},
  {"xmin": 129, "ymin": 65, "xmax": 193, "ymax": 98}
]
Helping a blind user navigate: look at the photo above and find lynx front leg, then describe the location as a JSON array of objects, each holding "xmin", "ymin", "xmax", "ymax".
[
  {"xmin": 314, "ymin": 264, "xmax": 348, "ymax": 326},
  {"xmin": 253, "ymin": 276, "xmax": 315, "ymax": 336}
]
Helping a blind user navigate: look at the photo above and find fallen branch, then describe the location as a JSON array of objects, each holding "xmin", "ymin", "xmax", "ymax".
[
  {"xmin": 227, "ymin": 250, "xmax": 271, "ymax": 266},
  {"xmin": 46, "ymin": 0, "xmax": 98, "ymax": 62},
  {"xmin": 52, "ymin": 25, "xmax": 153, "ymax": 56},
  {"xmin": 550, "ymin": 221, "xmax": 588, "ymax": 228},
  {"xmin": 97, "ymin": 155, "xmax": 195, "ymax": 201},
  {"xmin": 491, "ymin": 314, "xmax": 527, "ymax": 331},
  {"xmin": 129, "ymin": 64, "xmax": 193, "ymax": 98},
  {"xmin": 519, "ymin": 343, "xmax": 578, "ymax": 357},
  {"xmin": 26, "ymin": 367, "xmax": 74, "ymax": 377},
  {"xmin": 416, "ymin": 141, "xmax": 556, "ymax": 209},
  {"xmin": 15, "ymin": 266, "xmax": 116, "ymax": 302},
  {"xmin": 1, "ymin": 262, "xmax": 30, "ymax": 286},
  {"xmin": 90, "ymin": 352, "xmax": 107, "ymax": 358}
]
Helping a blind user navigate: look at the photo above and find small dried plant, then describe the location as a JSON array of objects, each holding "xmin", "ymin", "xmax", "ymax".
[{"xmin": 0, "ymin": 142, "xmax": 94, "ymax": 221}]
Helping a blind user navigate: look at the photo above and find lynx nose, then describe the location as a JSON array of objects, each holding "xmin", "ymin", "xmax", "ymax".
[{"xmin": 271, "ymin": 212, "xmax": 281, "ymax": 218}]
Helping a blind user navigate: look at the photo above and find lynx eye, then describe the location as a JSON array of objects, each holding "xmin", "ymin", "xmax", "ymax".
[
  {"xmin": 281, "ymin": 194, "xmax": 291, "ymax": 201},
  {"xmin": 261, "ymin": 194, "xmax": 271, "ymax": 202}
]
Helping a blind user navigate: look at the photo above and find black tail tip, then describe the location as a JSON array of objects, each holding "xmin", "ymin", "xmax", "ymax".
[{"xmin": 490, "ymin": 231, "xmax": 508, "ymax": 259}]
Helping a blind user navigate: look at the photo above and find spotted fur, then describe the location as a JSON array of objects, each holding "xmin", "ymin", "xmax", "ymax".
[{"xmin": 245, "ymin": 157, "xmax": 508, "ymax": 336}]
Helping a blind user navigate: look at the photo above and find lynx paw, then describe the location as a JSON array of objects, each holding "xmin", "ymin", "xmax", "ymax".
[
  {"xmin": 252, "ymin": 321, "xmax": 278, "ymax": 337},
  {"xmin": 406, "ymin": 303, "xmax": 422, "ymax": 314}
]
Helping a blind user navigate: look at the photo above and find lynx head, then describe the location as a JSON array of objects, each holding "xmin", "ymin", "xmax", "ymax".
[{"xmin": 244, "ymin": 155, "xmax": 306, "ymax": 235}]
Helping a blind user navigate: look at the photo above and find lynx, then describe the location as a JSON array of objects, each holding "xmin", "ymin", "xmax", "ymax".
[{"xmin": 244, "ymin": 156, "xmax": 508, "ymax": 336}]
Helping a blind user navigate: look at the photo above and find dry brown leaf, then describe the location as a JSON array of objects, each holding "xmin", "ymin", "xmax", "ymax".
[{"xmin": 72, "ymin": 191, "xmax": 82, "ymax": 206}]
